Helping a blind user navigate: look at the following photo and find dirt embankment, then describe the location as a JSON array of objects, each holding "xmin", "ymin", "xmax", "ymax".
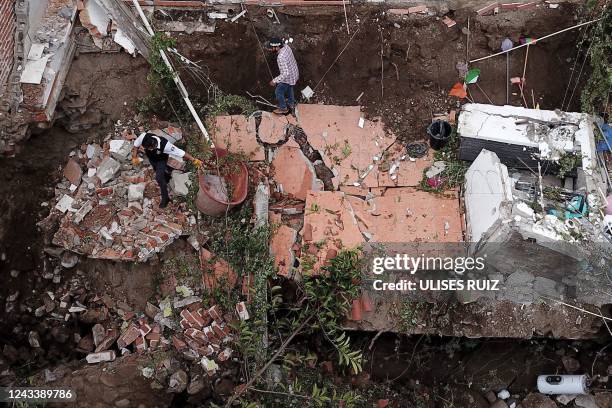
[
  {"xmin": 0, "ymin": 53, "xmax": 148, "ymax": 375},
  {"xmin": 175, "ymin": 4, "xmax": 584, "ymax": 140}
]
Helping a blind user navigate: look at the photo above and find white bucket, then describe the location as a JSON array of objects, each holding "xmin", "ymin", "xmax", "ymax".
[{"xmin": 537, "ymin": 375, "xmax": 588, "ymax": 395}]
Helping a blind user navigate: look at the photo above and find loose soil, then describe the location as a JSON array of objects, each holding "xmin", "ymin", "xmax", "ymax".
[{"xmin": 173, "ymin": 5, "xmax": 586, "ymax": 140}]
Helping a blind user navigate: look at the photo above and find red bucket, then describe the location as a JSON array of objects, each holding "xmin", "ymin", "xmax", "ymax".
[{"xmin": 195, "ymin": 148, "xmax": 248, "ymax": 216}]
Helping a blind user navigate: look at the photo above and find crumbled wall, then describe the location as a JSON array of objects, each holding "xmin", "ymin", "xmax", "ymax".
[{"xmin": 0, "ymin": 0, "xmax": 16, "ymax": 100}]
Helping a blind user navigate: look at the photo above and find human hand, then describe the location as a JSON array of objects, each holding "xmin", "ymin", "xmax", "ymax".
[
  {"xmin": 131, "ymin": 157, "xmax": 140, "ymax": 166},
  {"xmin": 269, "ymin": 80, "xmax": 275, "ymax": 87}
]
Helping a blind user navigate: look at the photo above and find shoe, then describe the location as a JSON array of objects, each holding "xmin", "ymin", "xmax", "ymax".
[
  {"xmin": 159, "ymin": 198, "xmax": 171, "ymax": 208},
  {"xmin": 273, "ymin": 108, "xmax": 289, "ymax": 115}
]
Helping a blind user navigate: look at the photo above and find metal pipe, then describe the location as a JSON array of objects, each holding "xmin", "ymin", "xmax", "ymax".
[{"xmin": 130, "ymin": 0, "xmax": 213, "ymax": 146}]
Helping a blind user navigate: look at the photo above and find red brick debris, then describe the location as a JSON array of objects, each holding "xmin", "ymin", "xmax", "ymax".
[{"xmin": 43, "ymin": 127, "xmax": 195, "ymax": 262}]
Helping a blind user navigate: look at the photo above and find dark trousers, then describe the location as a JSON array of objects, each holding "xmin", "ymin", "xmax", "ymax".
[
  {"xmin": 275, "ymin": 82, "xmax": 295, "ymax": 110},
  {"xmin": 150, "ymin": 160, "xmax": 172, "ymax": 202}
]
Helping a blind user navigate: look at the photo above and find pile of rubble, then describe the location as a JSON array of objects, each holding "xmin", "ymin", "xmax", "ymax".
[
  {"xmin": 32, "ymin": 263, "xmax": 250, "ymax": 378},
  {"xmin": 44, "ymin": 127, "xmax": 194, "ymax": 262}
]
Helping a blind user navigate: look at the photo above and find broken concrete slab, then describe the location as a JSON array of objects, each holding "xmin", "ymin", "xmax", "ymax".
[
  {"xmin": 127, "ymin": 183, "xmax": 146, "ymax": 202},
  {"xmin": 348, "ymin": 191, "xmax": 463, "ymax": 243},
  {"xmin": 271, "ymin": 145, "xmax": 321, "ymax": 201},
  {"xmin": 258, "ymin": 112, "xmax": 289, "ymax": 144},
  {"xmin": 296, "ymin": 104, "xmax": 396, "ymax": 188},
  {"xmin": 169, "ymin": 172, "xmax": 192, "ymax": 196},
  {"xmin": 109, "ymin": 139, "xmax": 132, "ymax": 161},
  {"xmin": 55, "ymin": 195, "xmax": 75, "ymax": 213},
  {"xmin": 96, "ymin": 157, "xmax": 120, "ymax": 184},
  {"xmin": 302, "ymin": 191, "xmax": 365, "ymax": 275},
  {"xmin": 85, "ymin": 350, "xmax": 116, "ymax": 364},
  {"xmin": 211, "ymin": 115, "xmax": 264, "ymax": 161}
]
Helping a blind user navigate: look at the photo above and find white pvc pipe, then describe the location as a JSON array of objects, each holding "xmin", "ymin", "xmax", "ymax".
[
  {"xmin": 131, "ymin": 0, "xmax": 213, "ymax": 146},
  {"xmin": 470, "ymin": 18, "xmax": 602, "ymax": 64}
]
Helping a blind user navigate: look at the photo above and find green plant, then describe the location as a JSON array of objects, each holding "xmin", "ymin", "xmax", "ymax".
[
  {"xmin": 400, "ymin": 301, "xmax": 422, "ymax": 331},
  {"xmin": 419, "ymin": 129, "xmax": 468, "ymax": 193},
  {"xmin": 556, "ymin": 152, "xmax": 582, "ymax": 179},
  {"xmin": 580, "ymin": 5, "xmax": 612, "ymax": 115}
]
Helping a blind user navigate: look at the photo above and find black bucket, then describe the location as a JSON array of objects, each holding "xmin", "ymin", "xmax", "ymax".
[{"xmin": 427, "ymin": 120, "xmax": 452, "ymax": 150}]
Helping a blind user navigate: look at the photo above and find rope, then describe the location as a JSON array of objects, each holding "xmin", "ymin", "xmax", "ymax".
[{"xmin": 469, "ymin": 18, "xmax": 602, "ymax": 64}]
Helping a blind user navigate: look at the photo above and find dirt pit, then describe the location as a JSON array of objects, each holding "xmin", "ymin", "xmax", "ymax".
[{"xmin": 169, "ymin": 4, "xmax": 585, "ymax": 140}]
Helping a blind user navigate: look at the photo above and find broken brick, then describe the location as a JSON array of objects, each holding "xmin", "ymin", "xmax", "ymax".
[
  {"xmin": 64, "ymin": 159, "xmax": 83, "ymax": 186},
  {"xmin": 236, "ymin": 302, "xmax": 250, "ymax": 321},
  {"xmin": 134, "ymin": 335, "xmax": 147, "ymax": 353},
  {"xmin": 117, "ymin": 324, "xmax": 140, "ymax": 349},
  {"xmin": 95, "ymin": 328, "xmax": 118, "ymax": 353},
  {"xmin": 361, "ymin": 293, "xmax": 373, "ymax": 313},
  {"xmin": 172, "ymin": 335, "xmax": 188, "ymax": 351},
  {"xmin": 207, "ymin": 305, "xmax": 222, "ymax": 322},
  {"xmin": 185, "ymin": 328, "xmax": 209, "ymax": 344},
  {"xmin": 146, "ymin": 332, "xmax": 161, "ymax": 349},
  {"xmin": 211, "ymin": 321, "xmax": 225, "ymax": 339},
  {"xmin": 180, "ymin": 309, "xmax": 202, "ymax": 329},
  {"xmin": 218, "ymin": 348, "xmax": 233, "ymax": 362}
]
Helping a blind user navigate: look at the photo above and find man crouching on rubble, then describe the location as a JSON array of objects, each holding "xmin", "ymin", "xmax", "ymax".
[
  {"xmin": 131, "ymin": 132, "xmax": 202, "ymax": 208},
  {"xmin": 268, "ymin": 37, "xmax": 299, "ymax": 115}
]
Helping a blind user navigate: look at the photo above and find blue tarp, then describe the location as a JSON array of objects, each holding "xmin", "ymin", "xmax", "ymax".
[{"xmin": 596, "ymin": 123, "xmax": 612, "ymax": 152}]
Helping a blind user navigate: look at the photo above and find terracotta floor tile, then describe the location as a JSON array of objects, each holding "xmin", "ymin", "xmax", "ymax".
[
  {"xmin": 258, "ymin": 112, "xmax": 289, "ymax": 144},
  {"xmin": 271, "ymin": 145, "xmax": 321, "ymax": 201},
  {"xmin": 211, "ymin": 115, "xmax": 264, "ymax": 161},
  {"xmin": 270, "ymin": 225, "xmax": 297, "ymax": 277}
]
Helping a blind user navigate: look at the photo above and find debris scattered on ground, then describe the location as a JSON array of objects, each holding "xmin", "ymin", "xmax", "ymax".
[{"xmin": 41, "ymin": 125, "xmax": 195, "ymax": 262}]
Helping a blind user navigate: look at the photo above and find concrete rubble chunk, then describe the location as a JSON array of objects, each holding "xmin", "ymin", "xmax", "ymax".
[
  {"xmin": 55, "ymin": 195, "xmax": 75, "ymax": 213},
  {"xmin": 28, "ymin": 331, "xmax": 41, "ymax": 348},
  {"xmin": 63, "ymin": 159, "xmax": 82, "ymax": 186},
  {"xmin": 169, "ymin": 172, "xmax": 192, "ymax": 196},
  {"xmin": 109, "ymin": 140, "xmax": 131, "ymax": 161},
  {"xmin": 95, "ymin": 328, "xmax": 119, "ymax": 353},
  {"xmin": 168, "ymin": 370, "xmax": 189, "ymax": 393},
  {"xmin": 258, "ymin": 112, "xmax": 289, "ymax": 144},
  {"xmin": 73, "ymin": 201, "xmax": 93, "ymax": 224},
  {"xmin": 86, "ymin": 144, "xmax": 100, "ymax": 159},
  {"xmin": 128, "ymin": 183, "xmax": 146, "ymax": 202},
  {"xmin": 96, "ymin": 157, "xmax": 120, "ymax": 184},
  {"xmin": 92, "ymin": 324, "xmax": 105, "ymax": 347},
  {"xmin": 271, "ymin": 145, "xmax": 321, "ymax": 201},
  {"xmin": 86, "ymin": 350, "xmax": 116, "ymax": 364},
  {"xmin": 60, "ymin": 252, "xmax": 78, "ymax": 268}
]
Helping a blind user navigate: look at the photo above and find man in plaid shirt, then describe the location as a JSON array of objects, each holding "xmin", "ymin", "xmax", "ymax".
[{"xmin": 268, "ymin": 37, "xmax": 299, "ymax": 114}]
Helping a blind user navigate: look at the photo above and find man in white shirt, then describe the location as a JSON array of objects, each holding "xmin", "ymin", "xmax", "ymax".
[{"xmin": 131, "ymin": 132, "xmax": 202, "ymax": 208}]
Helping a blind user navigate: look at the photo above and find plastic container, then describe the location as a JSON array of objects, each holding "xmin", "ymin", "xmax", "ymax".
[
  {"xmin": 427, "ymin": 120, "xmax": 452, "ymax": 150},
  {"xmin": 537, "ymin": 375, "xmax": 588, "ymax": 395},
  {"xmin": 195, "ymin": 148, "xmax": 248, "ymax": 216}
]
